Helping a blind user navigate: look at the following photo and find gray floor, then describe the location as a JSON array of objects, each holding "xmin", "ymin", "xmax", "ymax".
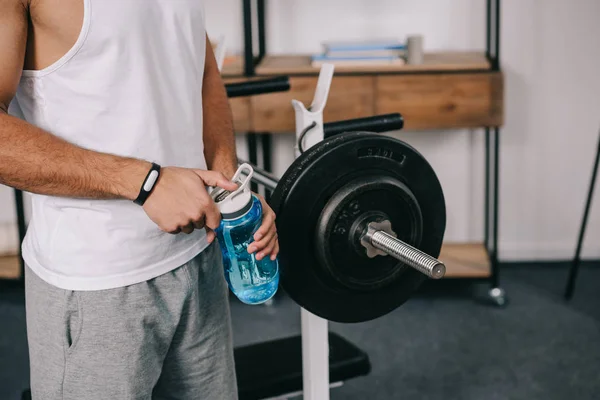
[{"xmin": 1, "ymin": 263, "xmax": 599, "ymax": 400}]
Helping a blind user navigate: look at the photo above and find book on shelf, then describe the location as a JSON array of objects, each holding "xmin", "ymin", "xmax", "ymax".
[
  {"xmin": 312, "ymin": 38, "xmax": 406, "ymax": 67},
  {"xmin": 311, "ymin": 53, "xmax": 405, "ymax": 68},
  {"xmin": 320, "ymin": 49, "xmax": 406, "ymax": 58},
  {"xmin": 322, "ymin": 39, "xmax": 406, "ymax": 54}
]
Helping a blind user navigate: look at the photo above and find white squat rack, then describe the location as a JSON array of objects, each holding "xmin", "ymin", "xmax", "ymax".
[
  {"xmin": 216, "ymin": 41, "xmax": 341, "ymax": 398},
  {"xmin": 291, "ymin": 64, "xmax": 337, "ymax": 400}
]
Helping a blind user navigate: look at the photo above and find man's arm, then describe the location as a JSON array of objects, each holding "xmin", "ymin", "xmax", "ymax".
[
  {"xmin": 200, "ymin": 35, "xmax": 280, "ymax": 260},
  {"xmin": 201, "ymin": 35, "xmax": 238, "ymax": 180},
  {"xmin": 0, "ymin": 0, "xmax": 149, "ymax": 200}
]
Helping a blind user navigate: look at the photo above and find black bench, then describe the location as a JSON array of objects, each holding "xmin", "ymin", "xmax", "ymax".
[{"xmin": 235, "ymin": 332, "xmax": 371, "ymax": 400}]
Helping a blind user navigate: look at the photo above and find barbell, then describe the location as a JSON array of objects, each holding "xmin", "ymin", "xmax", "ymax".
[
  {"xmin": 239, "ymin": 130, "xmax": 447, "ymax": 324},
  {"xmin": 225, "ymin": 76, "xmax": 291, "ymax": 98}
]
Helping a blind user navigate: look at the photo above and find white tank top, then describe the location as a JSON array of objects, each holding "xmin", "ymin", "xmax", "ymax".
[{"xmin": 13, "ymin": 0, "xmax": 211, "ymax": 291}]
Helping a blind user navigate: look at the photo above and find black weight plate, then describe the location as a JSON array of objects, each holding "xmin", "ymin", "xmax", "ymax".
[
  {"xmin": 315, "ymin": 175, "xmax": 423, "ymax": 292},
  {"xmin": 270, "ymin": 132, "xmax": 446, "ymax": 323}
]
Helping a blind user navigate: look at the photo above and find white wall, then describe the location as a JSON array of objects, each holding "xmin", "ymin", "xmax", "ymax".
[{"xmin": 1, "ymin": 0, "xmax": 599, "ymax": 261}]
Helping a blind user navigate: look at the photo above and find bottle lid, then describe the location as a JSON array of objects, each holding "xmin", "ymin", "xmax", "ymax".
[{"xmin": 210, "ymin": 164, "xmax": 254, "ymax": 220}]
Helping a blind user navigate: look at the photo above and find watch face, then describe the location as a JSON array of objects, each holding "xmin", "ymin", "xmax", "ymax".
[
  {"xmin": 135, "ymin": 163, "xmax": 161, "ymax": 205},
  {"xmin": 143, "ymin": 169, "xmax": 160, "ymax": 192}
]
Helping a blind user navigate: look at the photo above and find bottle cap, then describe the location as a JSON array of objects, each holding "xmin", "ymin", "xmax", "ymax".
[{"xmin": 210, "ymin": 164, "xmax": 254, "ymax": 220}]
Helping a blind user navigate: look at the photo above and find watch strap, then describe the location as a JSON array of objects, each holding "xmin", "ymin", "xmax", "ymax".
[{"xmin": 134, "ymin": 163, "xmax": 161, "ymax": 206}]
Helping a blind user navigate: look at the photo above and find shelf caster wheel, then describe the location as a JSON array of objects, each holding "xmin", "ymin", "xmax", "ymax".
[{"xmin": 488, "ymin": 287, "xmax": 507, "ymax": 307}]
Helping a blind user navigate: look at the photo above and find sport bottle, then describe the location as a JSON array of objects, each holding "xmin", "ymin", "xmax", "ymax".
[{"xmin": 211, "ymin": 164, "xmax": 279, "ymax": 304}]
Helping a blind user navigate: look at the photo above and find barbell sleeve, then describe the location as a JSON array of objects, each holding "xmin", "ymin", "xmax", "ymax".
[
  {"xmin": 323, "ymin": 113, "xmax": 404, "ymax": 139},
  {"xmin": 226, "ymin": 76, "xmax": 291, "ymax": 98},
  {"xmin": 364, "ymin": 229, "xmax": 446, "ymax": 280}
]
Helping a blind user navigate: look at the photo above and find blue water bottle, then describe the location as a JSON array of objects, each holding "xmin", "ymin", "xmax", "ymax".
[{"xmin": 211, "ymin": 164, "xmax": 279, "ymax": 305}]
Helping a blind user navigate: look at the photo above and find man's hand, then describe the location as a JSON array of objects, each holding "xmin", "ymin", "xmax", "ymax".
[
  {"xmin": 248, "ymin": 193, "xmax": 279, "ymax": 261},
  {"xmin": 142, "ymin": 167, "xmax": 238, "ymax": 243}
]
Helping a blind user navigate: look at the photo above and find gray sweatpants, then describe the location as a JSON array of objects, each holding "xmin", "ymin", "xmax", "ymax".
[{"xmin": 25, "ymin": 242, "xmax": 238, "ymax": 400}]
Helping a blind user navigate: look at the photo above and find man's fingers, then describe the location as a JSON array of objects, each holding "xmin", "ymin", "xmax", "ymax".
[
  {"xmin": 271, "ymin": 240, "xmax": 279, "ymax": 261},
  {"xmin": 248, "ymin": 198, "xmax": 279, "ymax": 258},
  {"xmin": 256, "ymin": 236, "xmax": 277, "ymax": 261},
  {"xmin": 193, "ymin": 215, "xmax": 206, "ymax": 230},
  {"xmin": 181, "ymin": 223, "xmax": 195, "ymax": 235},
  {"xmin": 204, "ymin": 202, "xmax": 222, "ymax": 231},
  {"xmin": 193, "ymin": 170, "xmax": 238, "ymax": 191},
  {"xmin": 253, "ymin": 211, "xmax": 275, "ymax": 242},
  {"xmin": 248, "ymin": 229, "xmax": 276, "ymax": 254},
  {"xmin": 257, "ymin": 194, "xmax": 276, "ymax": 221},
  {"xmin": 206, "ymin": 229, "xmax": 216, "ymax": 244}
]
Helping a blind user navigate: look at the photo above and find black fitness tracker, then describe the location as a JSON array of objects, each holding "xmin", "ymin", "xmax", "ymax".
[{"xmin": 134, "ymin": 163, "xmax": 161, "ymax": 206}]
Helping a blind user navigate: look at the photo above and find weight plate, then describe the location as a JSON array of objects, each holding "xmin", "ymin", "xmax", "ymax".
[
  {"xmin": 270, "ymin": 132, "xmax": 446, "ymax": 323},
  {"xmin": 315, "ymin": 175, "xmax": 423, "ymax": 292}
]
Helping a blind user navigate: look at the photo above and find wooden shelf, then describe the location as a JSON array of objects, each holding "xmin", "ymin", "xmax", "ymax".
[
  {"xmin": 221, "ymin": 52, "xmax": 492, "ymax": 77},
  {"xmin": 255, "ymin": 51, "xmax": 491, "ymax": 76},
  {"xmin": 227, "ymin": 73, "xmax": 503, "ymax": 133},
  {"xmin": 439, "ymin": 243, "xmax": 491, "ymax": 278},
  {"xmin": 0, "ymin": 255, "xmax": 20, "ymax": 280},
  {"xmin": 375, "ymin": 72, "xmax": 503, "ymax": 130},
  {"xmin": 224, "ymin": 50, "xmax": 503, "ymax": 133}
]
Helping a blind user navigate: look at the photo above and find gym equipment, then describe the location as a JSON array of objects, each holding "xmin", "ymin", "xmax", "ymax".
[
  {"xmin": 237, "ymin": 123, "xmax": 446, "ymax": 323},
  {"xmin": 226, "ymin": 76, "xmax": 290, "ymax": 98},
  {"xmin": 564, "ymin": 126, "xmax": 600, "ymax": 299},
  {"xmin": 232, "ymin": 64, "xmax": 447, "ymax": 400},
  {"xmin": 267, "ymin": 131, "xmax": 446, "ymax": 323},
  {"xmin": 235, "ymin": 66, "xmax": 446, "ymax": 324},
  {"xmin": 235, "ymin": 332, "xmax": 370, "ymax": 400},
  {"xmin": 218, "ymin": 70, "xmax": 374, "ymax": 398},
  {"xmin": 322, "ymin": 113, "xmax": 404, "ymax": 139}
]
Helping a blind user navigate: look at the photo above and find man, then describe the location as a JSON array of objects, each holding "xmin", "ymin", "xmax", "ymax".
[{"xmin": 0, "ymin": 0, "xmax": 279, "ymax": 398}]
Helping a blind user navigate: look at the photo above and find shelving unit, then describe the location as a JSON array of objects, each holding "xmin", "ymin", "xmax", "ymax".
[{"xmin": 229, "ymin": 0, "xmax": 504, "ymax": 297}]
